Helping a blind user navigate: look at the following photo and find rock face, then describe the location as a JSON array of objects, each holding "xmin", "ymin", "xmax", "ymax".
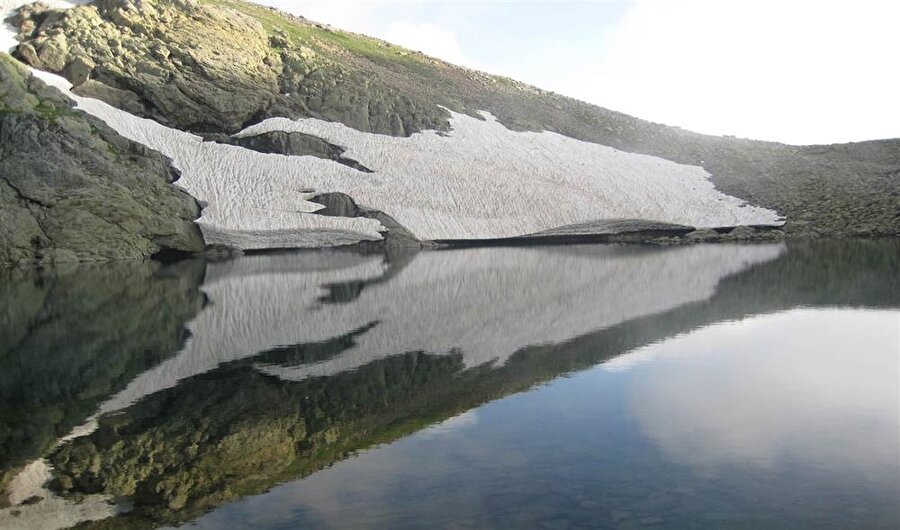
[
  {"xmin": 5, "ymin": 0, "xmax": 900, "ymax": 248},
  {"xmin": 0, "ymin": 54, "xmax": 203, "ymax": 266}
]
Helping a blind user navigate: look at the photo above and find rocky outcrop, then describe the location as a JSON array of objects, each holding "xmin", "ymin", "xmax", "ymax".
[
  {"xmin": 310, "ymin": 192, "xmax": 420, "ymax": 247},
  {"xmin": 0, "ymin": 54, "xmax": 203, "ymax": 266},
  {"xmin": 8, "ymin": 0, "xmax": 450, "ymax": 135},
  {"xmin": 436, "ymin": 219, "xmax": 697, "ymax": 246}
]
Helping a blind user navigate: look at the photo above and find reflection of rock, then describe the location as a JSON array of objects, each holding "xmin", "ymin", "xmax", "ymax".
[
  {"xmin": 50, "ymin": 347, "xmax": 473, "ymax": 527},
  {"xmin": 0, "ymin": 459, "xmax": 115, "ymax": 530},
  {"xmin": 0, "ymin": 259, "xmax": 204, "ymax": 496},
  {"xmin": 622, "ymin": 309, "xmax": 899, "ymax": 477}
]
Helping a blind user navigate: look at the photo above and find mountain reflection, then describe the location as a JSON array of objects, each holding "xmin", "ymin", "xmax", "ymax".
[{"xmin": 0, "ymin": 241, "xmax": 897, "ymax": 529}]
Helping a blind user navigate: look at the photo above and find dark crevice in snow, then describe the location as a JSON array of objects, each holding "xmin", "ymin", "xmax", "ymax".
[{"xmin": 205, "ymin": 130, "xmax": 374, "ymax": 173}]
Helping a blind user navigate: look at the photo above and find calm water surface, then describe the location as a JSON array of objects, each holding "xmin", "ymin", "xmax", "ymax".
[{"xmin": 0, "ymin": 241, "xmax": 897, "ymax": 529}]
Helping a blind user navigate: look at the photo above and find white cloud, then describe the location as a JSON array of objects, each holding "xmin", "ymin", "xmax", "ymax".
[
  {"xmin": 383, "ymin": 20, "xmax": 478, "ymax": 69},
  {"xmin": 253, "ymin": 1, "xmax": 483, "ymax": 70},
  {"xmin": 566, "ymin": 0, "xmax": 900, "ymax": 144},
  {"xmin": 254, "ymin": 0, "xmax": 380, "ymax": 34}
]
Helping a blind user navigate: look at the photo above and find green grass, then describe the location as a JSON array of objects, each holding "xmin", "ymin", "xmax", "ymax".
[{"xmin": 33, "ymin": 100, "xmax": 69, "ymax": 123}]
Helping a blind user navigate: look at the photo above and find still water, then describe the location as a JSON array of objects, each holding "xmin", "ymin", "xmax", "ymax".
[{"xmin": 0, "ymin": 241, "xmax": 897, "ymax": 529}]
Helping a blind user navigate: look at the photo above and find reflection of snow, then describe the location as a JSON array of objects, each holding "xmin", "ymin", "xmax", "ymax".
[
  {"xmin": 0, "ymin": 243, "xmax": 785, "ymax": 529},
  {"xmin": 261, "ymin": 244, "xmax": 784, "ymax": 381},
  {"xmin": 98, "ymin": 252, "xmax": 387, "ymax": 414},
  {"xmin": 0, "ymin": 460, "xmax": 115, "ymax": 530},
  {"xmin": 625, "ymin": 309, "xmax": 900, "ymax": 474},
  {"xmin": 95, "ymin": 243, "xmax": 783, "ymax": 415}
]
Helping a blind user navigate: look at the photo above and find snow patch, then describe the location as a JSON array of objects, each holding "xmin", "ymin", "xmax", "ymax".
[
  {"xmin": 60, "ymin": 76, "xmax": 782, "ymax": 245},
  {"xmin": 27, "ymin": 69, "xmax": 387, "ymax": 248},
  {"xmin": 238, "ymin": 113, "xmax": 783, "ymax": 242}
]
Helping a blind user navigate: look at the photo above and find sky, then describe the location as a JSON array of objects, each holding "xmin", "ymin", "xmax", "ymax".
[{"xmin": 255, "ymin": 1, "xmax": 900, "ymax": 145}]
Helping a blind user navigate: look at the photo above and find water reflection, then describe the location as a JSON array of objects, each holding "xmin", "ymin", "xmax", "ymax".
[
  {"xmin": 0, "ymin": 262, "xmax": 204, "ymax": 487},
  {"xmin": 191, "ymin": 308, "xmax": 897, "ymax": 530},
  {"xmin": 102, "ymin": 244, "xmax": 784, "ymax": 414},
  {"xmin": 0, "ymin": 241, "xmax": 897, "ymax": 529},
  {"xmin": 620, "ymin": 309, "xmax": 899, "ymax": 475}
]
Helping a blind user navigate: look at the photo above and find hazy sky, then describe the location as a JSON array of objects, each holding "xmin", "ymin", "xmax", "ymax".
[{"xmin": 256, "ymin": 1, "xmax": 899, "ymax": 145}]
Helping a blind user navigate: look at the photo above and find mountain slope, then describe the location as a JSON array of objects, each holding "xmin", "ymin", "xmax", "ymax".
[{"xmin": 3, "ymin": 0, "xmax": 899, "ymax": 256}]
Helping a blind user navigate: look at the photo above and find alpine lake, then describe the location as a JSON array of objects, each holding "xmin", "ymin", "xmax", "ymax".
[{"xmin": 1, "ymin": 240, "xmax": 897, "ymax": 529}]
